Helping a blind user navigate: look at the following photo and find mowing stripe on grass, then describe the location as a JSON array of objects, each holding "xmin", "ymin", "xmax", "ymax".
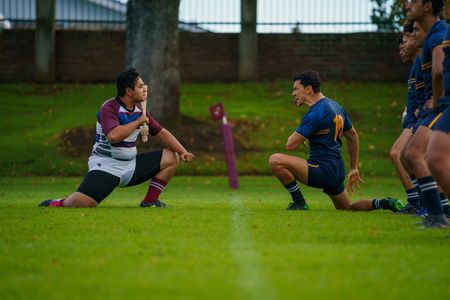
[{"xmin": 230, "ymin": 192, "xmax": 277, "ymax": 300}]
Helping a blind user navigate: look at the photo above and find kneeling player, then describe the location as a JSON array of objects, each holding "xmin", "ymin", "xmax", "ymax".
[
  {"xmin": 269, "ymin": 70, "xmax": 402, "ymax": 212},
  {"xmin": 39, "ymin": 68, "xmax": 194, "ymax": 208}
]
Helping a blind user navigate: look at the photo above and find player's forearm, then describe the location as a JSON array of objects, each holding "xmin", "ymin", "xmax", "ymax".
[
  {"xmin": 156, "ymin": 128, "xmax": 188, "ymax": 155},
  {"xmin": 106, "ymin": 120, "xmax": 141, "ymax": 143},
  {"xmin": 345, "ymin": 133, "xmax": 359, "ymax": 170},
  {"xmin": 347, "ymin": 140, "xmax": 359, "ymax": 170}
]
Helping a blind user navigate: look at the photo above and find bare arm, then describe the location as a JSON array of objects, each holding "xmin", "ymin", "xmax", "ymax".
[
  {"xmin": 432, "ymin": 45, "xmax": 444, "ymax": 107},
  {"xmin": 343, "ymin": 127, "xmax": 359, "ymax": 170},
  {"xmin": 155, "ymin": 128, "xmax": 195, "ymax": 162},
  {"xmin": 286, "ymin": 131, "xmax": 306, "ymax": 151},
  {"xmin": 107, "ymin": 114, "xmax": 148, "ymax": 143},
  {"xmin": 343, "ymin": 127, "xmax": 365, "ymax": 191}
]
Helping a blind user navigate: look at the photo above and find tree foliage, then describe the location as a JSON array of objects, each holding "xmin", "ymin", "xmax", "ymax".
[
  {"xmin": 371, "ymin": 0, "xmax": 450, "ymax": 32},
  {"xmin": 370, "ymin": 0, "xmax": 407, "ymax": 32}
]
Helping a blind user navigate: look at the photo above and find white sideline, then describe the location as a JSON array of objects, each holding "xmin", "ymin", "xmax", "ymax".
[{"xmin": 230, "ymin": 192, "xmax": 277, "ymax": 300}]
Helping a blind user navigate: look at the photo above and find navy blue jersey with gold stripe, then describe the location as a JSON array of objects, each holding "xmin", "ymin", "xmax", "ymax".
[
  {"xmin": 415, "ymin": 57, "xmax": 427, "ymax": 117},
  {"xmin": 439, "ymin": 26, "xmax": 450, "ymax": 110},
  {"xmin": 405, "ymin": 58, "xmax": 420, "ymax": 124},
  {"xmin": 295, "ymin": 97, "xmax": 352, "ymax": 161},
  {"xmin": 421, "ymin": 20, "xmax": 448, "ymax": 101}
]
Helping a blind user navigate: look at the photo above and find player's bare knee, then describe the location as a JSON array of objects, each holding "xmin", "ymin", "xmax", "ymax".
[
  {"xmin": 404, "ymin": 146, "xmax": 419, "ymax": 166},
  {"xmin": 162, "ymin": 148, "xmax": 179, "ymax": 167},
  {"xmin": 389, "ymin": 148, "xmax": 400, "ymax": 163},
  {"xmin": 269, "ymin": 153, "xmax": 283, "ymax": 168}
]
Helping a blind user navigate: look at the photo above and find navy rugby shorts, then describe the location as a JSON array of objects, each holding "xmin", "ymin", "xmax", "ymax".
[
  {"xmin": 307, "ymin": 158, "xmax": 346, "ymax": 195},
  {"xmin": 433, "ymin": 106, "xmax": 450, "ymax": 134}
]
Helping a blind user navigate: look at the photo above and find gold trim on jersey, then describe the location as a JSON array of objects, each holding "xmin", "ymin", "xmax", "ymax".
[
  {"xmin": 313, "ymin": 128, "xmax": 331, "ymax": 135},
  {"xmin": 308, "ymin": 163, "xmax": 319, "ymax": 168},
  {"xmin": 428, "ymin": 112, "xmax": 443, "ymax": 129},
  {"xmin": 442, "ymin": 39, "xmax": 450, "ymax": 47},
  {"xmin": 415, "ymin": 82, "xmax": 425, "ymax": 89},
  {"xmin": 422, "ymin": 62, "xmax": 432, "ymax": 71}
]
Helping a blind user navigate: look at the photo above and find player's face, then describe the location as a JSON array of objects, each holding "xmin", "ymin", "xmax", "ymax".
[
  {"xmin": 131, "ymin": 77, "xmax": 147, "ymax": 102},
  {"xmin": 292, "ymin": 80, "xmax": 307, "ymax": 106},
  {"xmin": 406, "ymin": 0, "xmax": 426, "ymax": 22},
  {"xmin": 399, "ymin": 36, "xmax": 406, "ymax": 61},
  {"xmin": 413, "ymin": 22, "xmax": 425, "ymax": 48},
  {"xmin": 402, "ymin": 33, "xmax": 417, "ymax": 60}
]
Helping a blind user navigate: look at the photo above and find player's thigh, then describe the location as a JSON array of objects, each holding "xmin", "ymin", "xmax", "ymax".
[
  {"xmin": 328, "ymin": 189, "xmax": 351, "ymax": 210},
  {"xmin": 407, "ymin": 125, "xmax": 432, "ymax": 156},
  {"xmin": 270, "ymin": 153, "xmax": 309, "ymax": 184},
  {"xmin": 427, "ymin": 130, "xmax": 450, "ymax": 165},
  {"xmin": 126, "ymin": 150, "xmax": 163, "ymax": 187},
  {"xmin": 77, "ymin": 170, "xmax": 120, "ymax": 203}
]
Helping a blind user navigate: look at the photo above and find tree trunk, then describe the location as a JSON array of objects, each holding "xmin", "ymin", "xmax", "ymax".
[{"xmin": 126, "ymin": 0, "xmax": 180, "ymax": 123}]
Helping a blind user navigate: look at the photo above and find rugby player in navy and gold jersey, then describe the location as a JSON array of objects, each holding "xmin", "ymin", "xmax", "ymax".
[
  {"xmin": 269, "ymin": 70, "xmax": 402, "ymax": 212},
  {"xmin": 404, "ymin": 0, "xmax": 449, "ymax": 228},
  {"xmin": 427, "ymin": 26, "xmax": 450, "ymax": 199},
  {"xmin": 390, "ymin": 21, "xmax": 423, "ymax": 213},
  {"xmin": 39, "ymin": 68, "xmax": 195, "ymax": 208}
]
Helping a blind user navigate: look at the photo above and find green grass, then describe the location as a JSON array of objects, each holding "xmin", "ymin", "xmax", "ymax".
[
  {"xmin": 0, "ymin": 176, "xmax": 449, "ymax": 300},
  {"xmin": 0, "ymin": 82, "xmax": 406, "ymax": 176}
]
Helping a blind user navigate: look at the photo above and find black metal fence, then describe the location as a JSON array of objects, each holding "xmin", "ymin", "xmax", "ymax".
[{"xmin": 0, "ymin": 0, "xmax": 382, "ymax": 33}]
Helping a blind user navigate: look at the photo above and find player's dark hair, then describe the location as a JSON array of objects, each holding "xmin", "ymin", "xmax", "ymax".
[
  {"xmin": 116, "ymin": 68, "xmax": 140, "ymax": 97},
  {"xmin": 292, "ymin": 70, "xmax": 321, "ymax": 93},
  {"xmin": 423, "ymin": 0, "xmax": 444, "ymax": 16},
  {"xmin": 403, "ymin": 21, "xmax": 414, "ymax": 33}
]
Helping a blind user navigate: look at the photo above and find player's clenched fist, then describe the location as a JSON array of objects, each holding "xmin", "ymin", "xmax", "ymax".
[{"xmin": 180, "ymin": 152, "xmax": 195, "ymax": 163}]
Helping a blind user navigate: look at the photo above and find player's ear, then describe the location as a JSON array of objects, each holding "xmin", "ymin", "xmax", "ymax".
[
  {"xmin": 423, "ymin": 1, "xmax": 432, "ymax": 13},
  {"xmin": 125, "ymin": 86, "xmax": 133, "ymax": 96}
]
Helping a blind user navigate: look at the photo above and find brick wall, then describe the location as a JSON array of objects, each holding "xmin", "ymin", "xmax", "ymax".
[{"xmin": 0, "ymin": 29, "xmax": 408, "ymax": 83}]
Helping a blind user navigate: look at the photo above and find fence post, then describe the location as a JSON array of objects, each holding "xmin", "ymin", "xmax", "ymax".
[
  {"xmin": 239, "ymin": 0, "xmax": 257, "ymax": 81},
  {"xmin": 35, "ymin": 0, "xmax": 56, "ymax": 82}
]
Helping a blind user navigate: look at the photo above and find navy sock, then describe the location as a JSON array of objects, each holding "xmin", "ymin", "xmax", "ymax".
[
  {"xmin": 418, "ymin": 176, "xmax": 443, "ymax": 215},
  {"xmin": 405, "ymin": 188, "xmax": 421, "ymax": 210},
  {"xmin": 284, "ymin": 181, "xmax": 305, "ymax": 204},
  {"xmin": 440, "ymin": 192, "xmax": 449, "ymax": 214},
  {"xmin": 372, "ymin": 198, "xmax": 391, "ymax": 210},
  {"xmin": 410, "ymin": 175, "xmax": 425, "ymax": 209}
]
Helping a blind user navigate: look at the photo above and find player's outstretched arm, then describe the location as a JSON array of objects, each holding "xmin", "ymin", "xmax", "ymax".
[
  {"xmin": 155, "ymin": 128, "xmax": 195, "ymax": 162},
  {"xmin": 343, "ymin": 127, "xmax": 365, "ymax": 192}
]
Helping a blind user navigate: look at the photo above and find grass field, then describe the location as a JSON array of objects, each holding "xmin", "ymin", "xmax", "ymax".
[
  {"xmin": 0, "ymin": 176, "xmax": 449, "ymax": 300},
  {"xmin": 1, "ymin": 82, "xmax": 449, "ymax": 299}
]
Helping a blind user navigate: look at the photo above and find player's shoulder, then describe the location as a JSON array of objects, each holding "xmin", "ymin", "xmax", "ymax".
[
  {"xmin": 427, "ymin": 21, "xmax": 448, "ymax": 48},
  {"xmin": 322, "ymin": 97, "xmax": 346, "ymax": 111},
  {"xmin": 101, "ymin": 97, "xmax": 118, "ymax": 108}
]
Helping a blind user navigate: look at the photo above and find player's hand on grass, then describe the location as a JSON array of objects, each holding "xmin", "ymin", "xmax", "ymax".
[
  {"xmin": 346, "ymin": 169, "xmax": 365, "ymax": 192},
  {"xmin": 180, "ymin": 152, "xmax": 195, "ymax": 163}
]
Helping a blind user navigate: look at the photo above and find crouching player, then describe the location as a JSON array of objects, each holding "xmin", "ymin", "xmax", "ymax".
[
  {"xmin": 269, "ymin": 70, "xmax": 402, "ymax": 212},
  {"xmin": 39, "ymin": 68, "xmax": 194, "ymax": 208}
]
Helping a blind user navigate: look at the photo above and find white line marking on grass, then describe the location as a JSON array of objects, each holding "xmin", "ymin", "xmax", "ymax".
[{"xmin": 230, "ymin": 192, "xmax": 277, "ymax": 300}]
